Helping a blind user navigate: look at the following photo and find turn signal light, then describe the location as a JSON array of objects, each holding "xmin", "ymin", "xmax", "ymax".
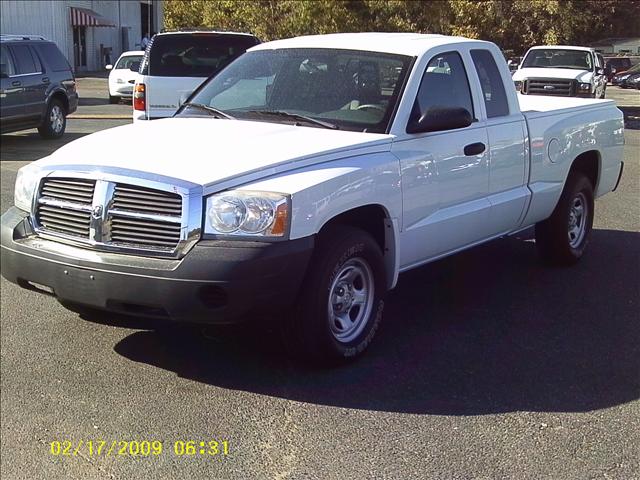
[{"xmin": 133, "ymin": 83, "xmax": 146, "ymax": 111}]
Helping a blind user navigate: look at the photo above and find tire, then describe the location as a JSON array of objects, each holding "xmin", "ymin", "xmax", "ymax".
[
  {"xmin": 284, "ymin": 225, "xmax": 386, "ymax": 365},
  {"xmin": 38, "ymin": 99, "xmax": 66, "ymax": 139},
  {"xmin": 109, "ymin": 95, "xmax": 120, "ymax": 104},
  {"xmin": 535, "ymin": 172, "xmax": 594, "ymax": 265}
]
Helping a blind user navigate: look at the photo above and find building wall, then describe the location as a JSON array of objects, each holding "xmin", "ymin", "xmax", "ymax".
[{"xmin": 0, "ymin": 0, "xmax": 163, "ymax": 71}]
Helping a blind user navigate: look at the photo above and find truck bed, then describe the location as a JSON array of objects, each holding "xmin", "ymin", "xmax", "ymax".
[{"xmin": 518, "ymin": 94, "xmax": 617, "ymax": 118}]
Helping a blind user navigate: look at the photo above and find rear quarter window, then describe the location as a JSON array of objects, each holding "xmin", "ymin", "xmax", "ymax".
[
  {"xmin": 34, "ymin": 43, "xmax": 72, "ymax": 72},
  {"xmin": 142, "ymin": 34, "xmax": 259, "ymax": 78}
]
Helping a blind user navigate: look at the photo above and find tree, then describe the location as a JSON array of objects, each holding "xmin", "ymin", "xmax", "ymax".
[{"xmin": 164, "ymin": 0, "xmax": 640, "ymax": 53}]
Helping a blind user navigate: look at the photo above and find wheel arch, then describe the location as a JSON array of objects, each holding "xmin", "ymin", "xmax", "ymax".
[
  {"xmin": 569, "ymin": 150, "xmax": 600, "ymax": 191},
  {"xmin": 318, "ymin": 203, "xmax": 399, "ymax": 290}
]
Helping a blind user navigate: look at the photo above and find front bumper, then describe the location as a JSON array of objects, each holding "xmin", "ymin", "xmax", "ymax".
[{"xmin": 1, "ymin": 207, "xmax": 314, "ymax": 324}]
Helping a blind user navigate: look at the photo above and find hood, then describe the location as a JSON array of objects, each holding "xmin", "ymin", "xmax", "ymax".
[
  {"xmin": 36, "ymin": 118, "xmax": 392, "ymax": 187},
  {"xmin": 513, "ymin": 67, "xmax": 594, "ymax": 82}
]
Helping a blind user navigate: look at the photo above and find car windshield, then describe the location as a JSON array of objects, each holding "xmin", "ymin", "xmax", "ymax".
[
  {"xmin": 179, "ymin": 48, "xmax": 413, "ymax": 133},
  {"xmin": 624, "ymin": 63, "xmax": 640, "ymax": 73},
  {"xmin": 522, "ymin": 49, "xmax": 593, "ymax": 70},
  {"xmin": 115, "ymin": 55, "xmax": 142, "ymax": 69}
]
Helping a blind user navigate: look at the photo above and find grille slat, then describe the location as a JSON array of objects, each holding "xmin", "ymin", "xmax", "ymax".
[
  {"xmin": 110, "ymin": 234, "xmax": 179, "ymax": 247},
  {"xmin": 111, "ymin": 221, "xmax": 181, "ymax": 236},
  {"xmin": 36, "ymin": 178, "xmax": 184, "ymax": 252},
  {"xmin": 38, "ymin": 205, "xmax": 91, "ymax": 220}
]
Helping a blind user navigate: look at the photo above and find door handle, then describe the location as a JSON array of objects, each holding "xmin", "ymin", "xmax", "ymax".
[
  {"xmin": 11, "ymin": 80, "xmax": 21, "ymax": 87},
  {"xmin": 464, "ymin": 142, "xmax": 486, "ymax": 156},
  {"xmin": 42, "ymin": 77, "xmax": 50, "ymax": 83}
]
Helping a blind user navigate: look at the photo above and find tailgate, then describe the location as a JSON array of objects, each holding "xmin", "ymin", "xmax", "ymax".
[{"xmin": 145, "ymin": 76, "xmax": 207, "ymax": 119}]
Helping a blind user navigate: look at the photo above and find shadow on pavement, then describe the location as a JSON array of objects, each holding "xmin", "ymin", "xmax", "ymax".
[
  {"xmin": 0, "ymin": 132, "xmax": 90, "ymax": 162},
  {"xmin": 79, "ymin": 96, "xmax": 108, "ymax": 106},
  {"xmin": 94, "ymin": 229, "xmax": 640, "ymax": 415}
]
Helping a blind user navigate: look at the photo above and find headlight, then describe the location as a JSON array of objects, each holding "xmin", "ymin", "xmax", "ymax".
[
  {"xmin": 513, "ymin": 80, "xmax": 523, "ymax": 92},
  {"xmin": 578, "ymin": 82, "xmax": 591, "ymax": 91},
  {"xmin": 205, "ymin": 191, "xmax": 289, "ymax": 238},
  {"xmin": 116, "ymin": 78, "xmax": 124, "ymax": 84},
  {"xmin": 14, "ymin": 165, "xmax": 41, "ymax": 212}
]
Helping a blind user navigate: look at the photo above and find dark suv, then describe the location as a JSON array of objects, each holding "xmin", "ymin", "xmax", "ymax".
[{"xmin": 0, "ymin": 35, "xmax": 78, "ymax": 138}]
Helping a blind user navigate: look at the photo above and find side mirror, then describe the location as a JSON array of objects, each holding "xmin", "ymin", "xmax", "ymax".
[
  {"xmin": 596, "ymin": 67, "xmax": 604, "ymax": 76},
  {"xmin": 406, "ymin": 106, "xmax": 473, "ymax": 134},
  {"xmin": 129, "ymin": 61, "xmax": 140, "ymax": 72},
  {"xmin": 105, "ymin": 64, "xmax": 113, "ymax": 70}
]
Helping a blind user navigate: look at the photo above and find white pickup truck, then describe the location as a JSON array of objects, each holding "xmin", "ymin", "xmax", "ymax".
[
  {"xmin": 513, "ymin": 45, "xmax": 607, "ymax": 99},
  {"xmin": 1, "ymin": 33, "xmax": 624, "ymax": 365}
]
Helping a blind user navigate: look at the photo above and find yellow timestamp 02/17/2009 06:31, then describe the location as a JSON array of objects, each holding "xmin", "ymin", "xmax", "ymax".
[{"xmin": 49, "ymin": 439, "xmax": 230, "ymax": 457}]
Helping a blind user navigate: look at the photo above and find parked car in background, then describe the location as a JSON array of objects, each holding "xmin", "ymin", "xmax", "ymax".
[
  {"xmin": 612, "ymin": 63, "xmax": 640, "ymax": 86},
  {"xmin": 604, "ymin": 56, "xmax": 632, "ymax": 82},
  {"xmin": 133, "ymin": 31, "xmax": 260, "ymax": 121},
  {"xmin": 0, "ymin": 34, "xmax": 78, "ymax": 138},
  {"xmin": 622, "ymin": 72, "xmax": 640, "ymax": 89},
  {"xmin": 1, "ymin": 33, "xmax": 624, "ymax": 364},
  {"xmin": 513, "ymin": 45, "xmax": 607, "ymax": 98},
  {"xmin": 106, "ymin": 50, "xmax": 144, "ymax": 104}
]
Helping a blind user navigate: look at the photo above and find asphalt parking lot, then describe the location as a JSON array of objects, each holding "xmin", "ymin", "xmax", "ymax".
[{"xmin": 0, "ymin": 78, "xmax": 638, "ymax": 479}]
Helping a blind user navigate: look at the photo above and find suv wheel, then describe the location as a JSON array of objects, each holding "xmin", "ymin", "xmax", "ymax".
[
  {"xmin": 284, "ymin": 225, "xmax": 386, "ymax": 365},
  {"xmin": 38, "ymin": 99, "xmax": 66, "ymax": 139},
  {"xmin": 109, "ymin": 95, "xmax": 120, "ymax": 104},
  {"xmin": 535, "ymin": 172, "xmax": 594, "ymax": 265}
]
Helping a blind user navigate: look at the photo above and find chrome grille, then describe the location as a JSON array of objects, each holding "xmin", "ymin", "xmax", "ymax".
[
  {"xmin": 34, "ymin": 177, "xmax": 185, "ymax": 254},
  {"xmin": 36, "ymin": 178, "xmax": 95, "ymax": 239},
  {"xmin": 112, "ymin": 184, "xmax": 182, "ymax": 216},
  {"xmin": 109, "ymin": 183, "xmax": 182, "ymax": 249},
  {"xmin": 524, "ymin": 78, "xmax": 575, "ymax": 96}
]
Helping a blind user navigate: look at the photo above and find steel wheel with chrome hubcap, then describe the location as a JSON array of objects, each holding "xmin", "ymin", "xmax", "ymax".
[
  {"xmin": 38, "ymin": 99, "xmax": 67, "ymax": 139},
  {"xmin": 536, "ymin": 172, "xmax": 594, "ymax": 265},
  {"xmin": 567, "ymin": 192, "xmax": 588, "ymax": 248},
  {"xmin": 285, "ymin": 225, "xmax": 386, "ymax": 365},
  {"xmin": 328, "ymin": 258, "xmax": 375, "ymax": 343}
]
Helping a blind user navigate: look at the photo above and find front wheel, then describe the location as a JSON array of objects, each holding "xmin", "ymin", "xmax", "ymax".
[
  {"xmin": 535, "ymin": 172, "xmax": 594, "ymax": 265},
  {"xmin": 38, "ymin": 99, "xmax": 66, "ymax": 139},
  {"xmin": 108, "ymin": 95, "xmax": 120, "ymax": 104},
  {"xmin": 284, "ymin": 225, "xmax": 386, "ymax": 365}
]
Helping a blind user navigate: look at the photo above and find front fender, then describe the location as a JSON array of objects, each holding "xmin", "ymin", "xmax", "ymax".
[{"xmin": 236, "ymin": 151, "xmax": 403, "ymax": 288}]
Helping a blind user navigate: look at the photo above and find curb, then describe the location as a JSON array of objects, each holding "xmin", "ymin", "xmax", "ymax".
[{"xmin": 68, "ymin": 115, "xmax": 131, "ymax": 120}]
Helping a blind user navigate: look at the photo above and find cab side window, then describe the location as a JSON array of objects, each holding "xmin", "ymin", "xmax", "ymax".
[
  {"xmin": 411, "ymin": 51, "xmax": 474, "ymax": 122},
  {"xmin": 0, "ymin": 45, "xmax": 16, "ymax": 77},
  {"xmin": 10, "ymin": 45, "xmax": 39, "ymax": 74},
  {"xmin": 470, "ymin": 49, "xmax": 509, "ymax": 118}
]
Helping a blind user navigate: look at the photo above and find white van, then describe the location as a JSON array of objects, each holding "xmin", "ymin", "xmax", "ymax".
[{"xmin": 133, "ymin": 31, "xmax": 260, "ymax": 121}]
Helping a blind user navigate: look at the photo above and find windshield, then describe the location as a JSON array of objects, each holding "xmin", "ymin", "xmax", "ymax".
[
  {"xmin": 115, "ymin": 55, "xmax": 142, "ymax": 69},
  {"xmin": 179, "ymin": 48, "xmax": 413, "ymax": 133},
  {"xmin": 522, "ymin": 49, "xmax": 593, "ymax": 70}
]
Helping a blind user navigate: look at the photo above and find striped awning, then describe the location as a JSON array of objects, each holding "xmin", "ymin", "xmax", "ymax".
[{"xmin": 70, "ymin": 7, "xmax": 116, "ymax": 27}]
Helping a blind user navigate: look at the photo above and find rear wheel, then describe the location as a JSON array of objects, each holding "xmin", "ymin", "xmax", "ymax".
[
  {"xmin": 535, "ymin": 172, "xmax": 594, "ymax": 265},
  {"xmin": 284, "ymin": 225, "xmax": 386, "ymax": 365},
  {"xmin": 38, "ymin": 99, "xmax": 66, "ymax": 139}
]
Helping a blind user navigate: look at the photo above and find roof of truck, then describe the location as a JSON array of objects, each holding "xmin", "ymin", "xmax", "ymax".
[
  {"xmin": 250, "ymin": 32, "xmax": 487, "ymax": 56},
  {"xmin": 527, "ymin": 45, "xmax": 595, "ymax": 52}
]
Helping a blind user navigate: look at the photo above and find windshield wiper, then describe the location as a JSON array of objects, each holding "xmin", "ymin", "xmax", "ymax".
[
  {"xmin": 247, "ymin": 110, "xmax": 338, "ymax": 130},
  {"xmin": 182, "ymin": 102, "xmax": 235, "ymax": 120}
]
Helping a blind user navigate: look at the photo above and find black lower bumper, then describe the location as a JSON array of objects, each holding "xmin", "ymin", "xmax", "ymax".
[{"xmin": 1, "ymin": 207, "xmax": 314, "ymax": 324}]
